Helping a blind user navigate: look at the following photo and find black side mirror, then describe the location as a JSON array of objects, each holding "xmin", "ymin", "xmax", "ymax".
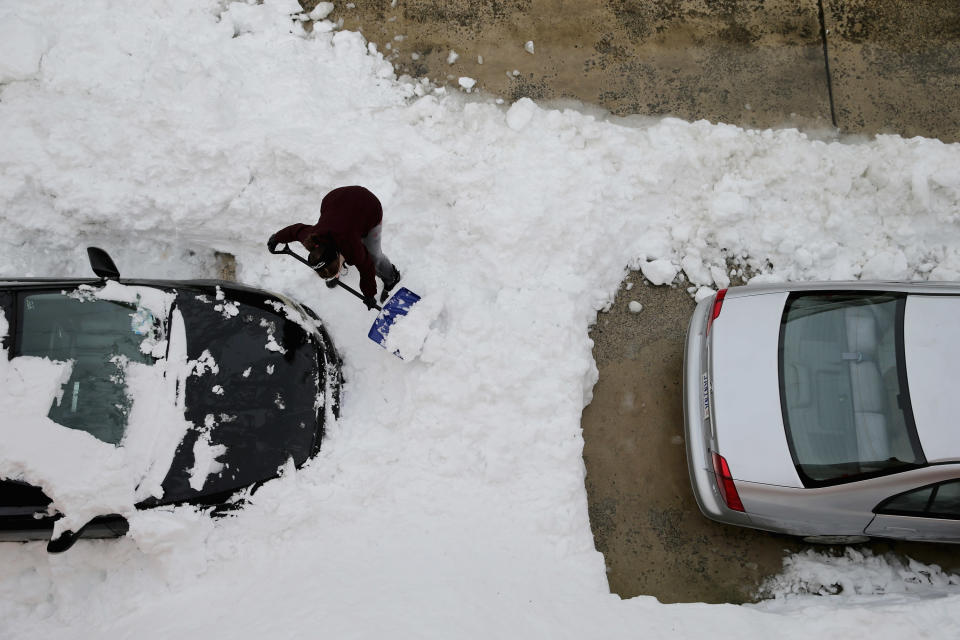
[
  {"xmin": 45, "ymin": 514, "xmax": 129, "ymax": 553},
  {"xmin": 46, "ymin": 526, "xmax": 84, "ymax": 553},
  {"xmin": 87, "ymin": 247, "xmax": 120, "ymax": 280}
]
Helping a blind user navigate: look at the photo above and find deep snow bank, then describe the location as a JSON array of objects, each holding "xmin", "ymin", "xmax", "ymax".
[{"xmin": 1, "ymin": 0, "xmax": 959, "ymax": 638}]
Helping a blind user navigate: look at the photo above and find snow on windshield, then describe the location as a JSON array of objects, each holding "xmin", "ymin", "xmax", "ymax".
[{"xmin": 0, "ymin": 284, "xmax": 194, "ymax": 538}]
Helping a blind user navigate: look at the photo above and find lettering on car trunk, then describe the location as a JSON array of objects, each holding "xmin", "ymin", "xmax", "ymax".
[{"xmin": 702, "ymin": 372, "xmax": 710, "ymax": 421}]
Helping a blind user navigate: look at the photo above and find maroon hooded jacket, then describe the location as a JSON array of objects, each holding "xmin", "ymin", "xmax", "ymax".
[{"xmin": 273, "ymin": 186, "xmax": 383, "ymax": 298}]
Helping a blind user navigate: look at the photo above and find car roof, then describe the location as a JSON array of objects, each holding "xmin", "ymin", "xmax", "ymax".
[
  {"xmin": 904, "ymin": 295, "xmax": 960, "ymax": 462},
  {"xmin": 0, "ymin": 277, "xmax": 304, "ymax": 316},
  {"xmin": 724, "ymin": 280, "xmax": 960, "ymax": 298},
  {"xmin": 1, "ymin": 277, "xmax": 271, "ymax": 295}
]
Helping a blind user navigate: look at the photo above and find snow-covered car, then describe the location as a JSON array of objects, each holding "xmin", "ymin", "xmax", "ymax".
[
  {"xmin": 0, "ymin": 248, "xmax": 341, "ymax": 551},
  {"xmin": 683, "ymin": 281, "xmax": 960, "ymax": 544}
]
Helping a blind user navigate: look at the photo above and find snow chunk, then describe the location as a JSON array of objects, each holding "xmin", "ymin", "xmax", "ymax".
[
  {"xmin": 694, "ymin": 286, "xmax": 716, "ymax": 303},
  {"xmin": 506, "ymin": 97, "xmax": 537, "ymax": 131},
  {"xmin": 309, "ymin": 2, "xmax": 335, "ymax": 20},
  {"xmin": 524, "ymin": 40, "xmax": 535, "ymax": 54},
  {"xmin": 710, "ymin": 191, "xmax": 749, "ymax": 221},
  {"xmin": 681, "ymin": 255, "xmax": 713, "ymax": 287},
  {"xmin": 446, "ymin": 50, "xmax": 459, "ymax": 64},
  {"xmin": 215, "ymin": 301, "xmax": 239, "ymax": 318},
  {"xmin": 126, "ymin": 505, "xmax": 214, "ymax": 556},
  {"xmin": 270, "ymin": 0, "xmax": 305, "ymax": 13},
  {"xmin": 190, "ymin": 350, "xmax": 220, "ymax": 377},
  {"xmin": 0, "ymin": 16, "xmax": 49, "ymax": 83},
  {"xmin": 265, "ymin": 332, "xmax": 285, "ymax": 352},
  {"xmin": 710, "ymin": 265, "xmax": 731, "ymax": 290},
  {"xmin": 640, "ymin": 259, "xmax": 678, "ymax": 286},
  {"xmin": 212, "ymin": 286, "xmax": 239, "ymax": 318},
  {"xmin": 931, "ymin": 265, "xmax": 960, "ymax": 281},
  {"xmin": 628, "ymin": 301, "xmax": 643, "ymax": 313},
  {"xmin": 222, "ymin": 0, "xmax": 302, "ymax": 37},
  {"xmin": 75, "ymin": 281, "xmax": 175, "ymax": 322},
  {"xmin": 382, "ymin": 296, "xmax": 444, "ymax": 360},
  {"xmin": 861, "ymin": 250, "xmax": 909, "ymax": 280},
  {"xmin": 189, "ymin": 429, "xmax": 227, "ymax": 491},
  {"xmin": 458, "ymin": 77, "xmax": 476, "ymax": 92},
  {"xmin": 264, "ymin": 299, "xmax": 316, "ymax": 335}
]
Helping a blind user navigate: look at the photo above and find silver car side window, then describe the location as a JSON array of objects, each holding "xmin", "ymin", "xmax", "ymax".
[
  {"xmin": 877, "ymin": 479, "xmax": 960, "ymax": 520},
  {"xmin": 929, "ymin": 481, "xmax": 960, "ymax": 519},
  {"xmin": 878, "ymin": 485, "xmax": 935, "ymax": 515}
]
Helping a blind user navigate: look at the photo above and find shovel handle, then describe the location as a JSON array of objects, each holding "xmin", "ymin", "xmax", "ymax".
[
  {"xmin": 332, "ymin": 279, "xmax": 381, "ymax": 311},
  {"xmin": 271, "ymin": 242, "xmax": 381, "ymax": 311}
]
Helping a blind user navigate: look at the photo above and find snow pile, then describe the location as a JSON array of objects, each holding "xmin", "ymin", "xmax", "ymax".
[
  {"xmin": 0, "ymin": 0, "xmax": 959, "ymax": 637},
  {"xmin": 758, "ymin": 548, "xmax": 960, "ymax": 602}
]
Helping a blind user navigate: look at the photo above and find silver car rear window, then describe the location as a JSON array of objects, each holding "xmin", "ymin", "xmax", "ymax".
[{"xmin": 779, "ymin": 292, "xmax": 925, "ymax": 487}]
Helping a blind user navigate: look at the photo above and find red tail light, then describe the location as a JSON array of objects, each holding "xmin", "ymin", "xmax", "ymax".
[
  {"xmin": 705, "ymin": 288, "xmax": 727, "ymax": 335},
  {"xmin": 711, "ymin": 452, "xmax": 745, "ymax": 512}
]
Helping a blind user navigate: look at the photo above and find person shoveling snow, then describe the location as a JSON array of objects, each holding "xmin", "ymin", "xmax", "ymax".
[
  {"xmin": 267, "ymin": 185, "xmax": 402, "ymax": 307},
  {"xmin": 267, "ymin": 186, "xmax": 426, "ymax": 359}
]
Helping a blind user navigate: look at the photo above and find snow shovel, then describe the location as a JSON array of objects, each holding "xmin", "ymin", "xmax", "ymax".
[{"xmin": 269, "ymin": 243, "xmax": 421, "ymax": 357}]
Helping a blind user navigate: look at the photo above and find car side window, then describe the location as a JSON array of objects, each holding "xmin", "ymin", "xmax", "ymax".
[
  {"xmin": 878, "ymin": 485, "xmax": 934, "ymax": 515},
  {"xmin": 876, "ymin": 479, "xmax": 960, "ymax": 520},
  {"xmin": 928, "ymin": 481, "xmax": 960, "ymax": 519}
]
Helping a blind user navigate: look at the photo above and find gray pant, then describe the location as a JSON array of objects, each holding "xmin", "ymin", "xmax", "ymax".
[{"xmin": 362, "ymin": 224, "xmax": 396, "ymax": 280}]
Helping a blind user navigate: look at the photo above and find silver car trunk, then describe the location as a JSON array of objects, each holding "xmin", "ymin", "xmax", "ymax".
[{"xmin": 709, "ymin": 290, "xmax": 803, "ymax": 488}]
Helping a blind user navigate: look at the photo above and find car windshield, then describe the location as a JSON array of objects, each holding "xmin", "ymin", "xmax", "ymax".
[
  {"xmin": 779, "ymin": 292, "xmax": 924, "ymax": 486},
  {"xmin": 17, "ymin": 291, "xmax": 161, "ymax": 445}
]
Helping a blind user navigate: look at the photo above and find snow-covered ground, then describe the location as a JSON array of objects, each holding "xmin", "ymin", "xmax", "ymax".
[{"xmin": 2, "ymin": 0, "xmax": 960, "ymax": 637}]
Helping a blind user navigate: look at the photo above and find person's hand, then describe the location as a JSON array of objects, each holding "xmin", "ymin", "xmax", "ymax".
[
  {"xmin": 267, "ymin": 234, "xmax": 280, "ymax": 252},
  {"xmin": 363, "ymin": 296, "xmax": 378, "ymax": 310}
]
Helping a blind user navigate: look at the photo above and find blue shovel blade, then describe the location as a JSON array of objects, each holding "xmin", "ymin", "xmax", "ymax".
[{"xmin": 368, "ymin": 287, "xmax": 422, "ymax": 352}]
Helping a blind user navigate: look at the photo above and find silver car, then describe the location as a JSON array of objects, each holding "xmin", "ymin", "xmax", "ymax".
[{"xmin": 683, "ymin": 281, "xmax": 960, "ymax": 544}]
